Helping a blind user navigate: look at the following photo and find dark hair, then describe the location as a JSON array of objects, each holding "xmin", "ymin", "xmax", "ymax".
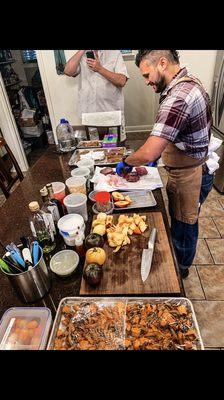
[{"xmin": 135, "ymin": 50, "xmax": 180, "ymax": 67}]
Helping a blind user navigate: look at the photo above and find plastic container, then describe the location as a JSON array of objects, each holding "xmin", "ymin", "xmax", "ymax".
[
  {"xmin": 88, "ymin": 190, "xmax": 101, "ymax": 202},
  {"xmin": 95, "ymin": 191, "xmax": 111, "ymax": 213},
  {"xmin": 0, "ymin": 307, "xmax": 52, "ymax": 350},
  {"xmin": 50, "ymin": 250, "xmax": 79, "ymax": 277},
  {"xmin": 65, "ymin": 176, "xmax": 86, "ymax": 195},
  {"xmin": 77, "ymin": 159, "xmax": 95, "ymax": 178},
  {"xmin": 92, "ymin": 201, "xmax": 114, "ymax": 215},
  {"xmin": 51, "ymin": 182, "xmax": 66, "ymax": 202},
  {"xmin": 71, "ymin": 167, "xmax": 90, "ymax": 179},
  {"xmin": 63, "ymin": 193, "xmax": 88, "ymax": 221},
  {"xmin": 57, "ymin": 214, "xmax": 85, "ymax": 246}
]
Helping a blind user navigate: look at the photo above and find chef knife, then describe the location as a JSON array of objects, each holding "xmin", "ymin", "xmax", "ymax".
[{"xmin": 141, "ymin": 228, "xmax": 157, "ymax": 282}]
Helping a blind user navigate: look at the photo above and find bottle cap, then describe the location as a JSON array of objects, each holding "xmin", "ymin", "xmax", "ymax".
[
  {"xmin": 60, "ymin": 118, "xmax": 67, "ymax": 124},
  {"xmin": 40, "ymin": 186, "xmax": 48, "ymax": 196},
  {"xmin": 94, "ymin": 191, "xmax": 110, "ymax": 203},
  {"xmin": 29, "ymin": 201, "xmax": 40, "ymax": 212}
]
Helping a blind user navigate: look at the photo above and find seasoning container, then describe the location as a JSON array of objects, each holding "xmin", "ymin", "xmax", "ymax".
[
  {"xmin": 94, "ymin": 191, "xmax": 113, "ymax": 213},
  {"xmin": 0, "ymin": 307, "xmax": 52, "ymax": 350}
]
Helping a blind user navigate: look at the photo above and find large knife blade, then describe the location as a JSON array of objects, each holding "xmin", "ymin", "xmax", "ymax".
[{"xmin": 141, "ymin": 228, "xmax": 157, "ymax": 282}]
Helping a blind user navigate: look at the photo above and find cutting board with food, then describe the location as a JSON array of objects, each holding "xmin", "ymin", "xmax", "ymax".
[{"xmin": 80, "ymin": 211, "xmax": 181, "ymax": 295}]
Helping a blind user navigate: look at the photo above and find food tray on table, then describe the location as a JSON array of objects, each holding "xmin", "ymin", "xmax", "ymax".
[
  {"xmin": 112, "ymin": 190, "xmax": 157, "ymax": 210},
  {"xmin": 76, "ymin": 140, "xmax": 103, "ymax": 149},
  {"xmin": 68, "ymin": 147, "xmax": 126, "ymax": 167},
  {"xmin": 47, "ymin": 297, "xmax": 204, "ymax": 350}
]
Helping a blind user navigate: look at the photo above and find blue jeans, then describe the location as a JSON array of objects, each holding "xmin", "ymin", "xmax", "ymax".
[{"xmin": 170, "ymin": 171, "xmax": 214, "ymax": 270}]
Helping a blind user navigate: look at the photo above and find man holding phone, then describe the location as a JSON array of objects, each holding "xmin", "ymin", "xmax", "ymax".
[{"xmin": 64, "ymin": 50, "xmax": 129, "ymax": 142}]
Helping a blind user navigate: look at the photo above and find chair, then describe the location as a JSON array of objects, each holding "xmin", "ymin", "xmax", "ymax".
[
  {"xmin": 82, "ymin": 111, "xmax": 122, "ymax": 142},
  {"xmin": 0, "ymin": 137, "xmax": 24, "ymax": 198}
]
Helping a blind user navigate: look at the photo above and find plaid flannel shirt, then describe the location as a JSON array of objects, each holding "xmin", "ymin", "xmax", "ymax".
[{"xmin": 151, "ymin": 67, "xmax": 212, "ymax": 159}]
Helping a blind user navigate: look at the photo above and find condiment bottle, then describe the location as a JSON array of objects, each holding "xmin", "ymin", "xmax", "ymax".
[
  {"xmin": 46, "ymin": 183, "xmax": 64, "ymax": 218},
  {"xmin": 75, "ymin": 236, "xmax": 86, "ymax": 258},
  {"xmin": 29, "ymin": 201, "xmax": 56, "ymax": 254},
  {"xmin": 40, "ymin": 187, "xmax": 57, "ymax": 234}
]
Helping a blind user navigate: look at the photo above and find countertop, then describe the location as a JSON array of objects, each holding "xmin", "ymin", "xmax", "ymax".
[{"xmin": 0, "ymin": 145, "xmax": 184, "ymax": 319}]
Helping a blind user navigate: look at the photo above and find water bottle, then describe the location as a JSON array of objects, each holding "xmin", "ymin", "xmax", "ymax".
[
  {"xmin": 65, "ymin": 119, "xmax": 77, "ymax": 149},
  {"xmin": 56, "ymin": 119, "xmax": 75, "ymax": 152}
]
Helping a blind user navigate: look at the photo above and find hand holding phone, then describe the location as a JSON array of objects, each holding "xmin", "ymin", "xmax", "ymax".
[{"xmin": 86, "ymin": 50, "xmax": 95, "ymax": 59}]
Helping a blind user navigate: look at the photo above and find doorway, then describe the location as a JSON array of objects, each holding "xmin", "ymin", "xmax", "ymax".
[{"xmin": 0, "ymin": 50, "xmax": 52, "ymax": 167}]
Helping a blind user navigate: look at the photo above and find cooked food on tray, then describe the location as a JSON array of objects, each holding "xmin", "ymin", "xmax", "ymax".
[
  {"xmin": 135, "ymin": 167, "xmax": 148, "ymax": 176},
  {"xmin": 75, "ymin": 147, "xmax": 125, "ymax": 164},
  {"xmin": 53, "ymin": 301, "xmax": 126, "ymax": 350},
  {"xmin": 78, "ymin": 140, "xmax": 102, "ymax": 148},
  {"xmin": 52, "ymin": 300, "xmax": 200, "ymax": 350},
  {"xmin": 125, "ymin": 302, "xmax": 199, "ymax": 350},
  {"xmin": 112, "ymin": 192, "xmax": 132, "ymax": 208},
  {"xmin": 125, "ymin": 172, "xmax": 140, "ymax": 182}
]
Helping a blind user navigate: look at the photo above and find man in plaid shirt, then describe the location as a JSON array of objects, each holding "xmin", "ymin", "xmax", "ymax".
[{"xmin": 116, "ymin": 50, "xmax": 213, "ymax": 279}]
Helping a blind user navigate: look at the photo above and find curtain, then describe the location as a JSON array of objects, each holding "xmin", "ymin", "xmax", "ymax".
[{"xmin": 54, "ymin": 50, "xmax": 66, "ymax": 75}]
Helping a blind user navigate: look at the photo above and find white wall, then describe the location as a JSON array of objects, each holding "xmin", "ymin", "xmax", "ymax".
[
  {"xmin": 37, "ymin": 50, "xmax": 218, "ymax": 142},
  {"xmin": 178, "ymin": 50, "xmax": 217, "ymax": 96}
]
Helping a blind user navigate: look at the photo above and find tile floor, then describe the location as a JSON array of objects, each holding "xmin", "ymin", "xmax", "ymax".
[{"xmin": 159, "ymin": 166, "xmax": 224, "ymax": 350}]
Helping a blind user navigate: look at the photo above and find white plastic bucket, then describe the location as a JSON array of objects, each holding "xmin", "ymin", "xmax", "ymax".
[
  {"xmin": 65, "ymin": 176, "xmax": 86, "ymax": 195},
  {"xmin": 63, "ymin": 193, "xmax": 88, "ymax": 221},
  {"xmin": 57, "ymin": 214, "xmax": 85, "ymax": 246},
  {"xmin": 77, "ymin": 159, "xmax": 94, "ymax": 177}
]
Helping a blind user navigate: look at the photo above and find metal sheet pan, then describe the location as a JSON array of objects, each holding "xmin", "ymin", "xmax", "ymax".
[
  {"xmin": 112, "ymin": 190, "xmax": 157, "ymax": 210},
  {"xmin": 68, "ymin": 147, "xmax": 126, "ymax": 167},
  {"xmin": 47, "ymin": 296, "xmax": 204, "ymax": 350}
]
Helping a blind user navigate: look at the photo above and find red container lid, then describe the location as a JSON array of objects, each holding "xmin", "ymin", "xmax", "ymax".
[{"xmin": 94, "ymin": 191, "xmax": 110, "ymax": 203}]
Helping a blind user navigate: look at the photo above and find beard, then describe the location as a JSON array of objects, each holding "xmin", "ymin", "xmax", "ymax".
[{"xmin": 150, "ymin": 71, "xmax": 167, "ymax": 93}]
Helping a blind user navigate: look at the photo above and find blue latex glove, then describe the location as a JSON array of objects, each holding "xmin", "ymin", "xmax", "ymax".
[
  {"xmin": 147, "ymin": 161, "xmax": 158, "ymax": 167},
  {"xmin": 116, "ymin": 160, "xmax": 133, "ymax": 176}
]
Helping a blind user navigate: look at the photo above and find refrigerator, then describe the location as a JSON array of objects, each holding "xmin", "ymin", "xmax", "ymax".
[{"xmin": 211, "ymin": 50, "xmax": 224, "ymax": 193}]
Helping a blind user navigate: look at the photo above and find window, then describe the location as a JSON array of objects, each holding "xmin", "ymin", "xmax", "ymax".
[{"xmin": 22, "ymin": 50, "xmax": 37, "ymax": 63}]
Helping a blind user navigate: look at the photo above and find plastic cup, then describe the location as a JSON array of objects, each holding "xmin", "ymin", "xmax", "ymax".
[
  {"xmin": 63, "ymin": 193, "xmax": 88, "ymax": 221},
  {"xmin": 77, "ymin": 159, "xmax": 95, "ymax": 178},
  {"xmin": 65, "ymin": 176, "xmax": 86, "ymax": 195},
  {"xmin": 51, "ymin": 181, "xmax": 66, "ymax": 202},
  {"xmin": 50, "ymin": 250, "xmax": 79, "ymax": 277},
  {"xmin": 57, "ymin": 214, "xmax": 85, "ymax": 246}
]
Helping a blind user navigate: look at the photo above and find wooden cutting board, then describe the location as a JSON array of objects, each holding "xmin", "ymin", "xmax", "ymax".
[{"xmin": 80, "ymin": 212, "xmax": 181, "ymax": 296}]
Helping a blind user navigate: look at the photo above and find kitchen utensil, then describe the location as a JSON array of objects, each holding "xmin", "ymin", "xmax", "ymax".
[{"xmin": 141, "ymin": 228, "xmax": 157, "ymax": 283}]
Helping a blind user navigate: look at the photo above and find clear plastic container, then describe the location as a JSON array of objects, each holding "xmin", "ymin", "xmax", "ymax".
[
  {"xmin": 94, "ymin": 191, "xmax": 111, "ymax": 213},
  {"xmin": 71, "ymin": 167, "xmax": 90, "ymax": 179},
  {"xmin": 63, "ymin": 193, "xmax": 88, "ymax": 221},
  {"xmin": 92, "ymin": 202, "xmax": 114, "ymax": 215},
  {"xmin": 65, "ymin": 177, "xmax": 86, "ymax": 195},
  {"xmin": 50, "ymin": 250, "xmax": 79, "ymax": 277},
  {"xmin": 51, "ymin": 182, "xmax": 66, "ymax": 201},
  {"xmin": 57, "ymin": 214, "xmax": 85, "ymax": 246},
  {"xmin": 0, "ymin": 307, "xmax": 52, "ymax": 350},
  {"xmin": 76, "ymin": 159, "xmax": 95, "ymax": 178}
]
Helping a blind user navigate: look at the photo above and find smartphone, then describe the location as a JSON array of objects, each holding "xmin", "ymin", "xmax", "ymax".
[{"xmin": 86, "ymin": 50, "xmax": 95, "ymax": 59}]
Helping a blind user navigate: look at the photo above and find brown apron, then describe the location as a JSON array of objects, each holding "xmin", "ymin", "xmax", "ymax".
[{"xmin": 161, "ymin": 76, "xmax": 209, "ymax": 225}]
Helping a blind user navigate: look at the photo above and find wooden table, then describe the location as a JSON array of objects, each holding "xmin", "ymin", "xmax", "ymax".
[{"xmin": 0, "ymin": 145, "xmax": 184, "ymax": 319}]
